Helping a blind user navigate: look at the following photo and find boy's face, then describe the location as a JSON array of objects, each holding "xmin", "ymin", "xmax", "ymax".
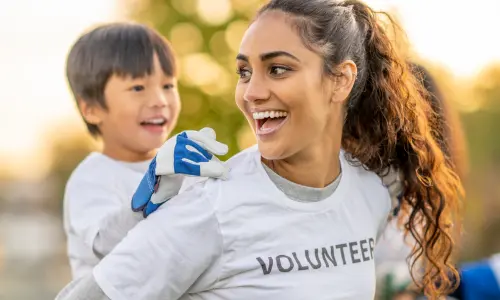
[{"xmin": 83, "ymin": 54, "xmax": 180, "ymax": 161}]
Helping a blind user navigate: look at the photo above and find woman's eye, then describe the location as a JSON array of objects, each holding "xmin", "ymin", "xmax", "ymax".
[
  {"xmin": 236, "ymin": 68, "xmax": 251, "ymax": 79},
  {"xmin": 270, "ymin": 66, "xmax": 289, "ymax": 76},
  {"xmin": 131, "ymin": 85, "xmax": 145, "ymax": 92}
]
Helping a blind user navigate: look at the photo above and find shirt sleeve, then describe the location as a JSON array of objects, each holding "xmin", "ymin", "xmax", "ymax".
[
  {"xmin": 93, "ymin": 206, "xmax": 143, "ymax": 259},
  {"xmin": 55, "ymin": 273, "xmax": 110, "ymax": 300},
  {"xmin": 65, "ymin": 178, "xmax": 125, "ymax": 253},
  {"xmin": 93, "ymin": 182, "xmax": 223, "ymax": 300}
]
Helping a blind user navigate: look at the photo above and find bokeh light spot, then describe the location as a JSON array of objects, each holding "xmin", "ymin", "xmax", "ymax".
[
  {"xmin": 197, "ymin": 0, "xmax": 233, "ymax": 26},
  {"xmin": 225, "ymin": 20, "xmax": 248, "ymax": 53},
  {"xmin": 171, "ymin": 0, "xmax": 197, "ymax": 16},
  {"xmin": 170, "ymin": 23, "xmax": 203, "ymax": 55}
]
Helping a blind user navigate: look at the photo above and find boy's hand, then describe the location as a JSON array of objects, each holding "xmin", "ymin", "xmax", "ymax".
[{"xmin": 131, "ymin": 127, "xmax": 229, "ymax": 217}]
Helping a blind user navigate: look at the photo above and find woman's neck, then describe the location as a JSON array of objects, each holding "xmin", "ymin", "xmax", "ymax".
[{"xmin": 262, "ymin": 141, "xmax": 342, "ymax": 188}]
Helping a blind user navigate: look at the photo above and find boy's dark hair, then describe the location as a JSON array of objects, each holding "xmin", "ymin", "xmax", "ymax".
[{"xmin": 66, "ymin": 22, "xmax": 177, "ymax": 137}]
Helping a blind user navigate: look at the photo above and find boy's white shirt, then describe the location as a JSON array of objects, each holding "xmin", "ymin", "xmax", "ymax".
[
  {"xmin": 93, "ymin": 145, "xmax": 392, "ymax": 300},
  {"xmin": 63, "ymin": 152, "xmax": 150, "ymax": 279}
]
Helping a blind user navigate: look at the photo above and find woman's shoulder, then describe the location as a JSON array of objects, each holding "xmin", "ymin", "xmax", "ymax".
[
  {"xmin": 223, "ymin": 144, "xmax": 261, "ymax": 175},
  {"xmin": 177, "ymin": 145, "xmax": 267, "ymax": 215},
  {"xmin": 178, "ymin": 145, "xmax": 263, "ymax": 199},
  {"xmin": 340, "ymin": 150, "xmax": 393, "ymax": 218},
  {"xmin": 340, "ymin": 150, "xmax": 388, "ymax": 190}
]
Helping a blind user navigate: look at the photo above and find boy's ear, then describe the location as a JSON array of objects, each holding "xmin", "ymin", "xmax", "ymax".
[{"xmin": 78, "ymin": 98, "xmax": 103, "ymax": 125}]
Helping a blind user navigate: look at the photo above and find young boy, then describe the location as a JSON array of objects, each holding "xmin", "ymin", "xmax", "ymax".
[
  {"xmin": 63, "ymin": 22, "xmax": 181, "ymax": 279},
  {"xmin": 63, "ymin": 22, "xmax": 228, "ymax": 280}
]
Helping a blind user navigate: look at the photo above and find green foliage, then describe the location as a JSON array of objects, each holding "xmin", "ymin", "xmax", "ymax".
[{"xmin": 44, "ymin": 126, "xmax": 96, "ymax": 211}]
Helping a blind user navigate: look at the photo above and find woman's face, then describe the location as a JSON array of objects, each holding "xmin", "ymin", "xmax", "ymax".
[{"xmin": 235, "ymin": 10, "xmax": 352, "ymax": 161}]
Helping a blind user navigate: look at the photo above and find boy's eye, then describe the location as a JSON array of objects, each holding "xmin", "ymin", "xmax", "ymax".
[
  {"xmin": 163, "ymin": 84, "xmax": 174, "ymax": 90},
  {"xmin": 131, "ymin": 85, "xmax": 145, "ymax": 92}
]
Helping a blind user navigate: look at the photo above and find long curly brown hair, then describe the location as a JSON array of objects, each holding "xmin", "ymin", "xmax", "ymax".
[{"xmin": 259, "ymin": 0, "xmax": 464, "ymax": 298}]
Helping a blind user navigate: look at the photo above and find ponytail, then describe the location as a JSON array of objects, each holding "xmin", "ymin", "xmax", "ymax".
[{"xmin": 343, "ymin": 2, "xmax": 463, "ymax": 297}]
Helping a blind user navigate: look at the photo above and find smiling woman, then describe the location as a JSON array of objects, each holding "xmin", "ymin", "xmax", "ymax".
[{"xmin": 56, "ymin": 1, "xmax": 463, "ymax": 300}]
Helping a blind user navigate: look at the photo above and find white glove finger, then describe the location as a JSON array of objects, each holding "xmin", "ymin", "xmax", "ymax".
[
  {"xmin": 186, "ymin": 129, "xmax": 229, "ymax": 156},
  {"xmin": 199, "ymin": 127, "xmax": 216, "ymax": 140},
  {"xmin": 155, "ymin": 140, "xmax": 176, "ymax": 175},
  {"xmin": 150, "ymin": 175, "xmax": 183, "ymax": 204},
  {"xmin": 210, "ymin": 154, "xmax": 222, "ymax": 163},
  {"xmin": 199, "ymin": 160, "xmax": 229, "ymax": 180},
  {"xmin": 150, "ymin": 191, "xmax": 169, "ymax": 206}
]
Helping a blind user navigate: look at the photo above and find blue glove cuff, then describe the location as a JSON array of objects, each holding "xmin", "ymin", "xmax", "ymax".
[{"xmin": 131, "ymin": 156, "xmax": 158, "ymax": 212}]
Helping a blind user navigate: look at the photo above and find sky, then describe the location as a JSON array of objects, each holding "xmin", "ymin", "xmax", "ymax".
[
  {"xmin": 0, "ymin": 0, "xmax": 121, "ymax": 177},
  {"xmin": 1, "ymin": 0, "xmax": 499, "ymax": 178}
]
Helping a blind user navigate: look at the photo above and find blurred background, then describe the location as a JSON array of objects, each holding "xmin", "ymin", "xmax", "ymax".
[{"xmin": 0, "ymin": 0, "xmax": 499, "ymax": 299}]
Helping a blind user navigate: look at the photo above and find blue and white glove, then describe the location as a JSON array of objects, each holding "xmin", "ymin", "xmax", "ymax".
[{"xmin": 132, "ymin": 127, "xmax": 229, "ymax": 217}]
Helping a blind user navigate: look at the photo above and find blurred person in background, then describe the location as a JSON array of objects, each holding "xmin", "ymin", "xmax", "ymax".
[
  {"xmin": 56, "ymin": 0, "xmax": 463, "ymax": 299},
  {"xmin": 448, "ymin": 253, "xmax": 500, "ymax": 299}
]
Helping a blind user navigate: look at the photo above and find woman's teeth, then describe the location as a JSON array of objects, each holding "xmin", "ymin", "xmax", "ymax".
[{"xmin": 252, "ymin": 111, "xmax": 288, "ymax": 120}]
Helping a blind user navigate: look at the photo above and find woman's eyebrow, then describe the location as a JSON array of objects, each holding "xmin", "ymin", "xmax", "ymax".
[{"xmin": 236, "ymin": 51, "xmax": 300, "ymax": 62}]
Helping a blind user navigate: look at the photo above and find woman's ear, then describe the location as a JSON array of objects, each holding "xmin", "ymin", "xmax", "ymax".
[{"xmin": 330, "ymin": 60, "xmax": 357, "ymax": 104}]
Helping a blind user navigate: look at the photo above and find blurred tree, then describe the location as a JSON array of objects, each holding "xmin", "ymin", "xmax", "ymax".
[
  {"xmin": 419, "ymin": 63, "xmax": 500, "ymax": 258},
  {"xmin": 44, "ymin": 123, "xmax": 97, "ymax": 212},
  {"xmin": 474, "ymin": 64, "xmax": 500, "ymax": 111},
  {"xmin": 461, "ymin": 65, "xmax": 500, "ymax": 182},
  {"xmin": 464, "ymin": 64, "xmax": 500, "ymax": 255},
  {"xmin": 467, "ymin": 64, "xmax": 500, "ymax": 174}
]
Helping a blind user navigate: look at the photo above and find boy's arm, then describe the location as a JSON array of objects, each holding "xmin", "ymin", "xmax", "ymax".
[
  {"xmin": 57, "ymin": 184, "xmax": 223, "ymax": 300},
  {"xmin": 66, "ymin": 179, "xmax": 126, "ymax": 256},
  {"xmin": 66, "ymin": 177, "xmax": 145, "ymax": 260},
  {"xmin": 92, "ymin": 206, "xmax": 142, "ymax": 259},
  {"xmin": 56, "ymin": 273, "xmax": 109, "ymax": 300}
]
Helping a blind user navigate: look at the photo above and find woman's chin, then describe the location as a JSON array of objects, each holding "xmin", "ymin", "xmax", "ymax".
[{"xmin": 257, "ymin": 141, "xmax": 288, "ymax": 161}]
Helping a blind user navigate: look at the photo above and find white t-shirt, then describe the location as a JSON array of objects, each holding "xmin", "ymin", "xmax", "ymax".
[
  {"xmin": 93, "ymin": 145, "xmax": 392, "ymax": 300},
  {"xmin": 63, "ymin": 152, "xmax": 150, "ymax": 279}
]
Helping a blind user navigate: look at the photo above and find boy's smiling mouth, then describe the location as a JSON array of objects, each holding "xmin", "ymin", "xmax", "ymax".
[{"xmin": 140, "ymin": 116, "xmax": 168, "ymax": 134}]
